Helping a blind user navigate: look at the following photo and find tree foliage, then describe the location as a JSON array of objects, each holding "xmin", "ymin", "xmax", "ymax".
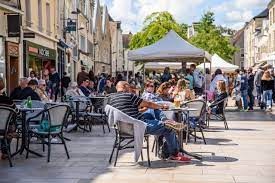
[
  {"xmin": 189, "ymin": 11, "xmax": 237, "ymax": 61},
  {"xmin": 129, "ymin": 12, "xmax": 187, "ymax": 50}
]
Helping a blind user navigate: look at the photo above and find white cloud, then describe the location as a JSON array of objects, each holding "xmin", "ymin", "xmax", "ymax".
[
  {"xmin": 212, "ymin": 0, "xmax": 269, "ymax": 30},
  {"xmin": 226, "ymin": 10, "xmax": 253, "ymax": 23},
  {"xmin": 107, "ymin": 0, "xmax": 205, "ymax": 33}
]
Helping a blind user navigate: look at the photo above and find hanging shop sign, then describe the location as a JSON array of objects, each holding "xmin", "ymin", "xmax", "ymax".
[
  {"xmin": 7, "ymin": 15, "xmax": 21, "ymax": 37},
  {"xmin": 66, "ymin": 20, "xmax": 77, "ymax": 32}
]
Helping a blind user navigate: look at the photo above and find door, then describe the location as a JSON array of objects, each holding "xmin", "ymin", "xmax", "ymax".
[{"xmin": 9, "ymin": 56, "xmax": 19, "ymax": 94}]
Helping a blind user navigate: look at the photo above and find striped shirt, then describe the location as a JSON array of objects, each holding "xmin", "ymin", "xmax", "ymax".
[{"xmin": 109, "ymin": 92, "xmax": 144, "ymax": 120}]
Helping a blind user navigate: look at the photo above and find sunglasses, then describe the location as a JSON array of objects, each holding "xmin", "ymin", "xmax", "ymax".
[{"xmin": 147, "ymin": 85, "xmax": 154, "ymax": 87}]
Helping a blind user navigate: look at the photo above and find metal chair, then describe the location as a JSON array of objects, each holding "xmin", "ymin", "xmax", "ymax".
[
  {"xmin": 183, "ymin": 100, "xmax": 207, "ymax": 144},
  {"xmin": 26, "ymin": 104, "xmax": 71, "ymax": 162},
  {"xmin": 109, "ymin": 121, "xmax": 151, "ymax": 167},
  {"xmin": 207, "ymin": 97, "xmax": 229, "ymax": 130},
  {"xmin": 0, "ymin": 106, "xmax": 17, "ymax": 167},
  {"xmin": 87, "ymin": 97, "xmax": 110, "ymax": 133}
]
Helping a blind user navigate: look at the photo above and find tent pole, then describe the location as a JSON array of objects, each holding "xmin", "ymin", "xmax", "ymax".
[
  {"xmin": 126, "ymin": 58, "xmax": 129, "ymax": 82},
  {"xmin": 204, "ymin": 57, "xmax": 207, "ymax": 105}
]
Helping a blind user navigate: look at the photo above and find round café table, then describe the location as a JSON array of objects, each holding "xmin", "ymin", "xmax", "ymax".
[{"xmin": 12, "ymin": 106, "xmax": 44, "ymax": 157}]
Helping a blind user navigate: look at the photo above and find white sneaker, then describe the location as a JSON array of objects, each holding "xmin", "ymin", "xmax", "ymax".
[
  {"xmin": 51, "ymin": 137, "xmax": 59, "ymax": 143},
  {"xmin": 65, "ymin": 124, "xmax": 77, "ymax": 132}
]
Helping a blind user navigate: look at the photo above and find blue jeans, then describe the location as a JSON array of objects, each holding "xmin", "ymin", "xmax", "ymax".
[
  {"xmin": 143, "ymin": 109, "xmax": 167, "ymax": 121},
  {"xmin": 256, "ymin": 85, "xmax": 262, "ymax": 105},
  {"xmin": 241, "ymin": 90, "xmax": 248, "ymax": 110},
  {"xmin": 262, "ymin": 90, "xmax": 273, "ymax": 108},
  {"xmin": 248, "ymin": 88, "xmax": 254, "ymax": 109},
  {"xmin": 143, "ymin": 109, "xmax": 179, "ymax": 156}
]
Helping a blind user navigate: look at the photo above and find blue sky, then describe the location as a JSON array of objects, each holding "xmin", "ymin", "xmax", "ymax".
[{"xmin": 99, "ymin": 0, "xmax": 270, "ymax": 33}]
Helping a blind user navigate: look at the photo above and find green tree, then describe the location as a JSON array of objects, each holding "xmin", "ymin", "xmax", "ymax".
[
  {"xmin": 190, "ymin": 11, "xmax": 237, "ymax": 61},
  {"xmin": 129, "ymin": 11, "xmax": 187, "ymax": 50}
]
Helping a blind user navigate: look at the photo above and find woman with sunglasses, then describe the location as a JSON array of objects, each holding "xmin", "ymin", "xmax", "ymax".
[
  {"xmin": 36, "ymin": 79, "xmax": 50, "ymax": 102},
  {"xmin": 156, "ymin": 82, "xmax": 173, "ymax": 102},
  {"xmin": 142, "ymin": 80, "xmax": 159, "ymax": 102}
]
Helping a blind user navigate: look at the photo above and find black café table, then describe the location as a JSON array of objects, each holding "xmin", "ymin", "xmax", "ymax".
[{"xmin": 12, "ymin": 106, "xmax": 44, "ymax": 157}]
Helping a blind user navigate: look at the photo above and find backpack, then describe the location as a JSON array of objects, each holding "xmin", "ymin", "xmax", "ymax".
[{"xmin": 157, "ymin": 136, "xmax": 170, "ymax": 159}]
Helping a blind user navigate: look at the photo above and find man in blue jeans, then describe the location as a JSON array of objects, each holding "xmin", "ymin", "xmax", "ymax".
[
  {"xmin": 109, "ymin": 81, "xmax": 191, "ymax": 162},
  {"xmin": 240, "ymin": 70, "xmax": 249, "ymax": 111}
]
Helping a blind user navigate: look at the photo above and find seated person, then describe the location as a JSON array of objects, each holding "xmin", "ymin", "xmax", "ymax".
[
  {"xmin": 0, "ymin": 78, "xmax": 17, "ymax": 159},
  {"xmin": 156, "ymin": 82, "xmax": 173, "ymax": 102},
  {"xmin": 103, "ymin": 78, "xmax": 117, "ymax": 94},
  {"xmin": 36, "ymin": 79, "xmax": 50, "ymax": 102},
  {"xmin": 109, "ymin": 81, "xmax": 191, "ymax": 162},
  {"xmin": 172, "ymin": 79, "xmax": 195, "ymax": 101},
  {"xmin": 66, "ymin": 82, "xmax": 83, "ymax": 97},
  {"xmin": 10, "ymin": 77, "xmax": 29, "ymax": 100},
  {"xmin": 79, "ymin": 78, "xmax": 91, "ymax": 97},
  {"xmin": 142, "ymin": 80, "xmax": 159, "ymax": 102},
  {"xmin": 19, "ymin": 79, "xmax": 41, "ymax": 101},
  {"xmin": 88, "ymin": 80, "xmax": 96, "ymax": 93},
  {"xmin": 208, "ymin": 80, "xmax": 228, "ymax": 114}
]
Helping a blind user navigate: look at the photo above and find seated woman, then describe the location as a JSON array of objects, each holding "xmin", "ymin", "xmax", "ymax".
[
  {"xmin": 172, "ymin": 79, "xmax": 195, "ymax": 102},
  {"xmin": 208, "ymin": 80, "xmax": 228, "ymax": 114},
  {"xmin": 0, "ymin": 78, "xmax": 17, "ymax": 159},
  {"xmin": 36, "ymin": 79, "xmax": 50, "ymax": 102},
  {"xmin": 142, "ymin": 80, "xmax": 159, "ymax": 102},
  {"xmin": 156, "ymin": 82, "xmax": 173, "ymax": 102}
]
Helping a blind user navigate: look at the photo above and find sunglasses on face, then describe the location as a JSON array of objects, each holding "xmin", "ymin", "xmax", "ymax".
[{"xmin": 147, "ymin": 85, "xmax": 154, "ymax": 87}]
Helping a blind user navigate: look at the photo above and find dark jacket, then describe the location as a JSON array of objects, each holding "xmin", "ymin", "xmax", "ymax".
[
  {"xmin": 261, "ymin": 79, "xmax": 274, "ymax": 91},
  {"xmin": 61, "ymin": 76, "xmax": 71, "ymax": 88},
  {"xmin": 161, "ymin": 73, "xmax": 172, "ymax": 82},
  {"xmin": 248, "ymin": 73, "xmax": 254, "ymax": 90},
  {"xmin": 77, "ymin": 71, "xmax": 89, "ymax": 86},
  {"xmin": 49, "ymin": 72, "xmax": 60, "ymax": 87},
  {"xmin": 240, "ymin": 75, "xmax": 248, "ymax": 91},
  {"xmin": 19, "ymin": 87, "xmax": 41, "ymax": 101},
  {"xmin": 10, "ymin": 86, "xmax": 23, "ymax": 100},
  {"xmin": 79, "ymin": 86, "xmax": 91, "ymax": 97}
]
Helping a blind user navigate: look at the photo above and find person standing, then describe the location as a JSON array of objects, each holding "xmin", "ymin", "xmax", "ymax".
[
  {"xmin": 97, "ymin": 73, "xmax": 106, "ymax": 94},
  {"xmin": 61, "ymin": 72, "xmax": 71, "ymax": 100},
  {"xmin": 254, "ymin": 66, "xmax": 264, "ymax": 106},
  {"xmin": 190, "ymin": 64, "xmax": 204, "ymax": 95},
  {"xmin": 247, "ymin": 68, "xmax": 255, "ymax": 111},
  {"xmin": 88, "ymin": 69, "xmax": 95, "ymax": 82},
  {"xmin": 77, "ymin": 67, "xmax": 89, "ymax": 86},
  {"xmin": 49, "ymin": 67, "xmax": 60, "ymax": 102},
  {"xmin": 240, "ymin": 70, "xmax": 248, "ymax": 111},
  {"xmin": 185, "ymin": 68, "xmax": 194, "ymax": 90},
  {"xmin": 161, "ymin": 67, "xmax": 172, "ymax": 83},
  {"xmin": 261, "ymin": 70, "xmax": 274, "ymax": 111}
]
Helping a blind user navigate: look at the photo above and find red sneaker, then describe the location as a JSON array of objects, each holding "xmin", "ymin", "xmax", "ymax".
[{"xmin": 169, "ymin": 153, "xmax": 191, "ymax": 162}]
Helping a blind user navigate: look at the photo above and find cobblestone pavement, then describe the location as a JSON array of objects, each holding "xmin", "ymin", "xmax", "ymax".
[{"xmin": 0, "ymin": 109, "xmax": 275, "ymax": 183}]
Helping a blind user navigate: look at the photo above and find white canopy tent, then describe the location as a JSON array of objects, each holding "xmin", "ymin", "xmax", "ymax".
[
  {"xmin": 128, "ymin": 30, "xmax": 211, "ymax": 63},
  {"xmin": 197, "ymin": 54, "xmax": 239, "ymax": 72}
]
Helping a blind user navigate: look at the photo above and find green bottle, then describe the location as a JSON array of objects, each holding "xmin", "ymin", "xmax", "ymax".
[{"xmin": 27, "ymin": 96, "xmax": 32, "ymax": 108}]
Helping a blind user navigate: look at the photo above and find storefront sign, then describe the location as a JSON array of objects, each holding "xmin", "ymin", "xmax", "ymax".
[
  {"xmin": 25, "ymin": 41, "xmax": 56, "ymax": 60},
  {"xmin": 39, "ymin": 48, "xmax": 50, "ymax": 57}
]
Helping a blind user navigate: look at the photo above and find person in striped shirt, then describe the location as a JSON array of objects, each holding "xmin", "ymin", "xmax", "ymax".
[{"xmin": 109, "ymin": 81, "xmax": 191, "ymax": 162}]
